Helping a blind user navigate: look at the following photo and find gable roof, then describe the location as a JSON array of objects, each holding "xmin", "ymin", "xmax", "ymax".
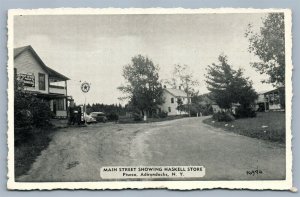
[
  {"xmin": 14, "ymin": 45, "xmax": 69, "ymax": 81},
  {"xmin": 257, "ymin": 87, "xmax": 284, "ymax": 95},
  {"xmin": 14, "ymin": 46, "xmax": 29, "ymax": 58},
  {"xmin": 164, "ymin": 88, "xmax": 187, "ymax": 97}
]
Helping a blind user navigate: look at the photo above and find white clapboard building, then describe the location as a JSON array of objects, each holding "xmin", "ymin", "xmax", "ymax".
[
  {"xmin": 256, "ymin": 87, "xmax": 285, "ymax": 111},
  {"xmin": 158, "ymin": 87, "xmax": 190, "ymax": 116},
  {"xmin": 14, "ymin": 45, "xmax": 71, "ymax": 118}
]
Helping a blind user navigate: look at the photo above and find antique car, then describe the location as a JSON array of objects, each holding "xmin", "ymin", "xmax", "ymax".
[{"xmin": 90, "ymin": 112, "xmax": 107, "ymax": 123}]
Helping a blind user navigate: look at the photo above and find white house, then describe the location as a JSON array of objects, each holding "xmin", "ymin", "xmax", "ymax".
[
  {"xmin": 158, "ymin": 87, "xmax": 191, "ymax": 116},
  {"xmin": 256, "ymin": 87, "xmax": 284, "ymax": 111},
  {"xmin": 210, "ymin": 87, "xmax": 285, "ymax": 113},
  {"xmin": 14, "ymin": 45, "xmax": 71, "ymax": 118}
]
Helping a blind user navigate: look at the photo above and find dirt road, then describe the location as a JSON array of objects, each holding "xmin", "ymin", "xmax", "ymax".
[{"xmin": 17, "ymin": 117, "xmax": 285, "ymax": 182}]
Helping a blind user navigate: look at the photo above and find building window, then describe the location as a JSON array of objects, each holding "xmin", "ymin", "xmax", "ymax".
[
  {"xmin": 171, "ymin": 98, "xmax": 174, "ymax": 103},
  {"xmin": 57, "ymin": 99, "xmax": 65, "ymax": 110},
  {"xmin": 38, "ymin": 73, "xmax": 46, "ymax": 90},
  {"xmin": 168, "ymin": 107, "xmax": 171, "ymax": 112}
]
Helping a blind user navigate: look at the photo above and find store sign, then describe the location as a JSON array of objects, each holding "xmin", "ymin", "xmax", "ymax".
[{"xmin": 17, "ymin": 73, "xmax": 35, "ymax": 87}]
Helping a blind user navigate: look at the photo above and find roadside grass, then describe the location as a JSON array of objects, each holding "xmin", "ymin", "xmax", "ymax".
[
  {"xmin": 203, "ymin": 111, "xmax": 285, "ymax": 143},
  {"xmin": 118, "ymin": 115, "xmax": 188, "ymax": 124},
  {"xmin": 14, "ymin": 127, "xmax": 56, "ymax": 178}
]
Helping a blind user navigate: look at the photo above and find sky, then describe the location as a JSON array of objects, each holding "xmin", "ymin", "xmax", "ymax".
[{"xmin": 14, "ymin": 13, "xmax": 274, "ymax": 105}]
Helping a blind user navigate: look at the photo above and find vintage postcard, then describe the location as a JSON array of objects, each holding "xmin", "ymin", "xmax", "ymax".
[{"xmin": 7, "ymin": 8, "xmax": 293, "ymax": 190}]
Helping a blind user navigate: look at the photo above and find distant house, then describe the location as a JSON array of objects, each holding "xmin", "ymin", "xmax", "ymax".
[
  {"xmin": 256, "ymin": 87, "xmax": 285, "ymax": 111},
  {"xmin": 210, "ymin": 87, "xmax": 285, "ymax": 113},
  {"xmin": 158, "ymin": 87, "xmax": 191, "ymax": 116},
  {"xmin": 14, "ymin": 45, "xmax": 72, "ymax": 118}
]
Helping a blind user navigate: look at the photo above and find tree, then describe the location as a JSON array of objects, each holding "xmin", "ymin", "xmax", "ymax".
[
  {"xmin": 245, "ymin": 13, "xmax": 285, "ymax": 86},
  {"xmin": 191, "ymin": 93, "xmax": 214, "ymax": 116},
  {"xmin": 118, "ymin": 55, "xmax": 164, "ymax": 117},
  {"xmin": 206, "ymin": 55, "xmax": 258, "ymax": 115},
  {"xmin": 166, "ymin": 64, "xmax": 199, "ymax": 116},
  {"xmin": 176, "ymin": 98, "xmax": 184, "ymax": 115}
]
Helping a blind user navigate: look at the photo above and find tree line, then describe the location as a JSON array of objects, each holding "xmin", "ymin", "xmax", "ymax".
[{"xmin": 117, "ymin": 13, "xmax": 285, "ymax": 120}]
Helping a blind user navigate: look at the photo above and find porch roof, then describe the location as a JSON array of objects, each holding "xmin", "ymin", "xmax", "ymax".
[{"xmin": 26, "ymin": 91, "xmax": 67, "ymax": 99}]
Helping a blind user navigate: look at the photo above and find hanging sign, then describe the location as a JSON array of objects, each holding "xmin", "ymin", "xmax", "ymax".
[{"xmin": 81, "ymin": 82, "xmax": 90, "ymax": 93}]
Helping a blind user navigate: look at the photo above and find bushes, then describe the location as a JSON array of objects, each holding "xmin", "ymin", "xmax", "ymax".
[
  {"xmin": 107, "ymin": 112, "xmax": 119, "ymax": 121},
  {"xmin": 158, "ymin": 111, "xmax": 168, "ymax": 118},
  {"xmin": 234, "ymin": 107, "xmax": 256, "ymax": 118},
  {"xmin": 15, "ymin": 109, "xmax": 33, "ymax": 129},
  {"xmin": 133, "ymin": 113, "xmax": 143, "ymax": 121},
  {"xmin": 212, "ymin": 104, "xmax": 256, "ymax": 122},
  {"xmin": 131, "ymin": 110, "xmax": 168, "ymax": 121},
  {"xmin": 15, "ymin": 94, "xmax": 52, "ymax": 129},
  {"xmin": 212, "ymin": 111, "xmax": 235, "ymax": 122},
  {"xmin": 177, "ymin": 103, "xmax": 214, "ymax": 117},
  {"xmin": 199, "ymin": 104, "xmax": 214, "ymax": 116},
  {"xmin": 30, "ymin": 98, "xmax": 52, "ymax": 127},
  {"xmin": 130, "ymin": 111, "xmax": 168, "ymax": 121}
]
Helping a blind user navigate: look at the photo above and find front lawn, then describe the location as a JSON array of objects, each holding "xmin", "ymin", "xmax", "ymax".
[{"xmin": 203, "ymin": 111, "xmax": 286, "ymax": 143}]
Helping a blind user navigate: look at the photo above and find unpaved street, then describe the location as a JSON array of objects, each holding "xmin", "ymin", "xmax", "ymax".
[{"xmin": 17, "ymin": 117, "xmax": 285, "ymax": 182}]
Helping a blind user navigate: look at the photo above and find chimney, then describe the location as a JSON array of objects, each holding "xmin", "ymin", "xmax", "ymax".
[{"xmin": 178, "ymin": 86, "xmax": 181, "ymax": 90}]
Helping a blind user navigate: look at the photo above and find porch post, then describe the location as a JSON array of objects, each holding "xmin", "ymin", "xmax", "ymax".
[
  {"xmin": 65, "ymin": 80, "xmax": 68, "ymax": 97},
  {"xmin": 278, "ymin": 88, "xmax": 281, "ymax": 109},
  {"xmin": 65, "ymin": 80, "xmax": 68, "ymax": 118},
  {"xmin": 273, "ymin": 92, "xmax": 275, "ymax": 109},
  {"xmin": 264, "ymin": 101, "xmax": 267, "ymax": 112}
]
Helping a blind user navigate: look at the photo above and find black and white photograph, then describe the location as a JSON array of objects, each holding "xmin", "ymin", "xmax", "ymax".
[{"xmin": 7, "ymin": 8, "xmax": 292, "ymax": 190}]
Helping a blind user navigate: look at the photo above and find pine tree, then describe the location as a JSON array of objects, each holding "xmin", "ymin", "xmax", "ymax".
[{"xmin": 206, "ymin": 55, "xmax": 257, "ymax": 113}]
